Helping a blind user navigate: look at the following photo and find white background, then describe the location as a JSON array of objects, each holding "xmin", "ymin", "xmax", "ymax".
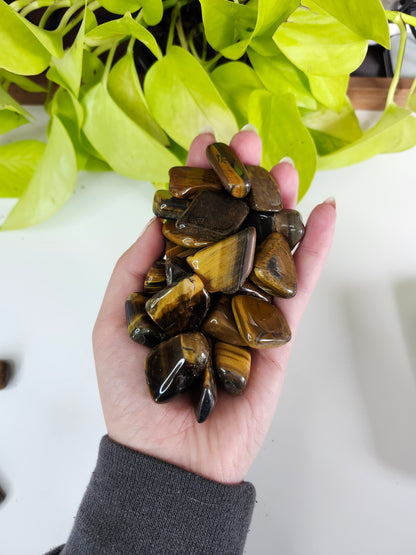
[{"xmin": 1, "ymin": 109, "xmax": 416, "ymax": 554}]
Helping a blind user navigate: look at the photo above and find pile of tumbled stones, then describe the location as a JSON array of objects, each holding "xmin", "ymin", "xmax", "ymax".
[{"xmin": 125, "ymin": 142, "xmax": 305, "ymax": 423}]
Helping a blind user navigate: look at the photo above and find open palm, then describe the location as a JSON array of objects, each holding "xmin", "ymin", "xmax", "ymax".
[{"xmin": 92, "ymin": 130, "xmax": 336, "ymax": 484}]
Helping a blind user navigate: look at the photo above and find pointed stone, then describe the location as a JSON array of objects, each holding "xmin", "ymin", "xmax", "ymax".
[
  {"xmin": 143, "ymin": 260, "xmax": 166, "ymax": 294},
  {"xmin": 201, "ymin": 295, "xmax": 247, "ymax": 346},
  {"xmin": 145, "ymin": 332, "xmax": 210, "ymax": 403},
  {"xmin": 245, "ymin": 165, "xmax": 283, "ymax": 211},
  {"xmin": 273, "ymin": 209, "xmax": 305, "ymax": 250},
  {"xmin": 187, "ymin": 227, "xmax": 256, "ymax": 294},
  {"xmin": 214, "ymin": 341, "xmax": 251, "ymax": 396},
  {"xmin": 125, "ymin": 293, "xmax": 166, "ymax": 347},
  {"xmin": 152, "ymin": 190, "xmax": 189, "ymax": 219},
  {"xmin": 251, "ymin": 232, "xmax": 297, "ymax": 298},
  {"xmin": 176, "ymin": 190, "xmax": 249, "ymax": 242},
  {"xmin": 145, "ymin": 274, "xmax": 210, "ymax": 336},
  {"xmin": 206, "ymin": 142, "xmax": 251, "ymax": 198},
  {"xmin": 169, "ymin": 166, "xmax": 222, "ymax": 198},
  {"xmin": 165, "ymin": 257, "xmax": 192, "ymax": 286},
  {"xmin": 162, "ymin": 219, "xmax": 214, "ymax": 248},
  {"xmin": 194, "ymin": 355, "xmax": 218, "ymax": 423},
  {"xmin": 165, "ymin": 240, "xmax": 197, "ymax": 259},
  {"xmin": 231, "ymin": 295, "xmax": 291, "ymax": 348}
]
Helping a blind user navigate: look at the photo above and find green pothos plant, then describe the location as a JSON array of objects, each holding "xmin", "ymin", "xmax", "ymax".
[{"xmin": 0, "ymin": 0, "xmax": 415, "ymax": 229}]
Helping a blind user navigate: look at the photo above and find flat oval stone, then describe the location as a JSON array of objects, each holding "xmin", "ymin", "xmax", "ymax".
[
  {"xmin": 273, "ymin": 209, "xmax": 305, "ymax": 250},
  {"xmin": 187, "ymin": 227, "xmax": 256, "ymax": 294},
  {"xmin": 162, "ymin": 219, "xmax": 214, "ymax": 249},
  {"xmin": 214, "ymin": 341, "xmax": 251, "ymax": 396},
  {"xmin": 176, "ymin": 190, "xmax": 249, "ymax": 242},
  {"xmin": 169, "ymin": 167, "xmax": 222, "ymax": 198},
  {"xmin": 206, "ymin": 142, "xmax": 251, "ymax": 198},
  {"xmin": 245, "ymin": 165, "xmax": 283, "ymax": 211},
  {"xmin": 237, "ymin": 279, "xmax": 272, "ymax": 303},
  {"xmin": 125, "ymin": 292, "xmax": 166, "ymax": 347},
  {"xmin": 145, "ymin": 274, "xmax": 210, "ymax": 336},
  {"xmin": 201, "ymin": 295, "xmax": 247, "ymax": 346},
  {"xmin": 143, "ymin": 259, "xmax": 166, "ymax": 294},
  {"xmin": 194, "ymin": 355, "xmax": 218, "ymax": 423},
  {"xmin": 165, "ymin": 257, "xmax": 192, "ymax": 286},
  {"xmin": 165, "ymin": 240, "xmax": 197, "ymax": 259},
  {"xmin": 231, "ymin": 295, "xmax": 291, "ymax": 348},
  {"xmin": 251, "ymin": 232, "xmax": 297, "ymax": 298},
  {"xmin": 145, "ymin": 332, "xmax": 210, "ymax": 402},
  {"xmin": 152, "ymin": 190, "xmax": 189, "ymax": 219}
]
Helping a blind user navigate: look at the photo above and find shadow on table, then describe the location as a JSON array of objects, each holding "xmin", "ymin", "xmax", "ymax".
[{"xmin": 343, "ymin": 280, "xmax": 416, "ymax": 475}]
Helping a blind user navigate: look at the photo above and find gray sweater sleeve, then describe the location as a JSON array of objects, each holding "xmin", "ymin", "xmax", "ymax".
[{"xmin": 47, "ymin": 435, "xmax": 256, "ymax": 554}]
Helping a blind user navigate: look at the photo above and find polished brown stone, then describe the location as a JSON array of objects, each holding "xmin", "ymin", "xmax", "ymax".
[
  {"xmin": 187, "ymin": 227, "xmax": 256, "ymax": 294},
  {"xmin": 176, "ymin": 190, "xmax": 249, "ymax": 242},
  {"xmin": 145, "ymin": 332, "xmax": 210, "ymax": 402},
  {"xmin": 145, "ymin": 274, "xmax": 210, "ymax": 335},
  {"xmin": 238, "ymin": 279, "xmax": 272, "ymax": 303},
  {"xmin": 162, "ymin": 219, "xmax": 214, "ymax": 248},
  {"xmin": 231, "ymin": 295, "xmax": 291, "ymax": 348},
  {"xmin": 0, "ymin": 361, "xmax": 11, "ymax": 390},
  {"xmin": 246, "ymin": 165, "xmax": 283, "ymax": 211},
  {"xmin": 169, "ymin": 167, "xmax": 222, "ymax": 198},
  {"xmin": 143, "ymin": 260, "xmax": 166, "ymax": 294},
  {"xmin": 201, "ymin": 295, "xmax": 247, "ymax": 346},
  {"xmin": 206, "ymin": 142, "xmax": 251, "ymax": 198},
  {"xmin": 125, "ymin": 292, "xmax": 166, "ymax": 347},
  {"xmin": 214, "ymin": 341, "xmax": 251, "ymax": 395},
  {"xmin": 165, "ymin": 257, "xmax": 191, "ymax": 286},
  {"xmin": 273, "ymin": 209, "xmax": 305, "ymax": 250},
  {"xmin": 194, "ymin": 354, "xmax": 218, "ymax": 423},
  {"xmin": 251, "ymin": 232, "xmax": 297, "ymax": 298},
  {"xmin": 152, "ymin": 190, "xmax": 189, "ymax": 219},
  {"xmin": 243, "ymin": 211, "xmax": 277, "ymax": 244},
  {"xmin": 165, "ymin": 240, "xmax": 197, "ymax": 259}
]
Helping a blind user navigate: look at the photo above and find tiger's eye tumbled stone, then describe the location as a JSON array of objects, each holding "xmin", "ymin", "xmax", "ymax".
[
  {"xmin": 143, "ymin": 260, "xmax": 166, "ymax": 294},
  {"xmin": 145, "ymin": 332, "xmax": 210, "ymax": 402},
  {"xmin": 162, "ymin": 219, "xmax": 214, "ymax": 249},
  {"xmin": 231, "ymin": 295, "xmax": 291, "ymax": 348},
  {"xmin": 125, "ymin": 293, "xmax": 166, "ymax": 347},
  {"xmin": 206, "ymin": 142, "xmax": 251, "ymax": 198},
  {"xmin": 187, "ymin": 227, "xmax": 256, "ymax": 294},
  {"xmin": 245, "ymin": 165, "xmax": 283, "ymax": 211},
  {"xmin": 251, "ymin": 232, "xmax": 297, "ymax": 298},
  {"xmin": 169, "ymin": 167, "xmax": 223, "ymax": 198},
  {"xmin": 214, "ymin": 341, "xmax": 251, "ymax": 396},
  {"xmin": 273, "ymin": 209, "xmax": 305, "ymax": 250},
  {"xmin": 152, "ymin": 190, "xmax": 189, "ymax": 219},
  {"xmin": 201, "ymin": 295, "xmax": 247, "ymax": 346},
  {"xmin": 238, "ymin": 279, "xmax": 272, "ymax": 303},
  {"xmin": 165, "ymin": 257, "xmax": 192, "ymax": 286},
  {"xmin": 194, "ymin": 355, "xmax": 218, "ymax": 423},
  {"xmin": 243, "ymin": 211, "xmax": 277, "ymax": 245},
  {"xmin": 146, "ymin": 274, "xmax": 210, "ymax": 336},
  {"xmin": 165, "ymin": 240, "xmax": 197, "ymax": 259},
  {"xmin": 176, "ymin": 190, "xmax": 249, "ymax": 242}
]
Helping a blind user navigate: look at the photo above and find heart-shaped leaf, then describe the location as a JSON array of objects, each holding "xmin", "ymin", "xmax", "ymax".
[{"xmin": 0, "ymin": 140, "xmax": 45, "ymax": 198}]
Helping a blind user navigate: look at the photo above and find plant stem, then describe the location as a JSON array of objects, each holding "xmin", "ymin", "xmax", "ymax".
[
  {"xmin": 9, "ymin": 0, "xmax": 33, "ymax": 11},
  {"xmin": 386, "ymin": 9, "xmax": 416, "ymax": 27},
  {"xmin": 103, "ymin": 41, "xmax": 118, "ymax": 84},
  {"xmin": 166, "ymin": 3, "xmax": 180, "ymax": 51},
  {"xmin": 176, "ymin": 13, "xmax": 189, "ymax": 51},
  {"xmin": 385, "ymin": 12, "xmax": 408, "ymax": 108},
  {"xmin": 39, "ymin": 1, "xmax": 70, "ymax": 29},
  {"xmin": 56, "ymin": 0, "xmax": 85, "ymax": 34},
  {"xmin": 405, "ymin": 77, "xmax": 416, "ymax": 109},
  {"xmin": 20, "ymin": 1, "xmax": 43, "ymax": 17},
  {"xmin": 61, "ymin": 0, "xmax": 100, "ymax": 36}
]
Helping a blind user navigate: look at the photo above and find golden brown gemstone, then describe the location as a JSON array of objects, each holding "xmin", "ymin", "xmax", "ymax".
[
  {"xmin": 145, "ymin": 274, "xmax": 210, "ymax": 336},
  {"xmin": 143, "ymin": 260, "xmax": 166, "ymax": 294},
  {"xmin": 214, "ymin": 341, "xmax": 251, "ymax": 396},
  {"xmin": 194, "ymin": 354, "xmax": 218, "ymax": 423},
  {"xmin": 238, "ymin": 279, "xmax": 272, "ymax": 303},
  {"xmin": 145, "ymin": 332, "xmax": 210, "ymax": 402},
  {"xmin": 152, "ymin": 190, "xmax": 189, "ymax": 219},
  {"xmin": 125, "ymin": 293, "xmax": 166, "ymax": 347},
  {"xmin": 165, "ymin": 240, "xmax": 197, "ymax": 259},
  {"xmin": 245, "ymin": 165, "xmax": 283, "ymax": 211},
  {"xmin": 0, "ymin": 360, "xmax": 11, "ymax": 390},
  {"xmin": 231, "ymin": 295, "xmax": 291, "ymax": 348},
  {"xmin": 251, "ymin": 232, "xmax": 297, "ymax": 298},
  {"xmin": 244, "ymin": 211, "xmax": 277, "ymax": 244},
  {"xmin": 162, "ymin": 219, "xmax": 214, "ymax": 248},
  {"xmin": 169, "ymin": 167, "xmax": 223, "ymax": 198},
  {"xmin": 176, "ymin": 190, "xmax": 249, "ymax": 242},
  {"xmin": 187, "ymin": 227, "xmax": 256, "ymax": 294},
  {"xmin": 165, "ymin": 257, "xmax": 191, "ymax": 286},
  {"xmin": 206, "ymin": 142, "xmax": 251, "ymax": 198},
  {"xmin": 273, "ymin": 209, "xmax": 305, "ymax": 250},
  {"xmin": 201, "ymin": 295, "xmax": 247, "ymax": 346}
]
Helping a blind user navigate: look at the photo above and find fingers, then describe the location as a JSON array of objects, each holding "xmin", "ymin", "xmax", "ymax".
[
  {"xmin": 186, "ymin": 133, "xmax": 216, "ymax": 167},
  {"xmin": 229, "ymin": 130, "xmax": 262, "ymax": 165},
  {"xmin": 270, "ymin": 162, "xmax": 299, "ymax": 210}
]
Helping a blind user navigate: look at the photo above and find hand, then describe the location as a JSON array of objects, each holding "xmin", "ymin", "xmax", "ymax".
[{"xmin": 92, "ymin": 130, "xmax": 336, "ymax": 484}]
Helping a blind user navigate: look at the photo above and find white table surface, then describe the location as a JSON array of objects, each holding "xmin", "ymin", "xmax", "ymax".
[{"xmin": 1, "ymin": 108, "xmax": 416, "ymax": 555}]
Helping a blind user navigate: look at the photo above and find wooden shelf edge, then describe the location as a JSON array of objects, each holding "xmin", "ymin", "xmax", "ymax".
[{"xmin": 348, "ymin": 76, "xmax": 414, "ymax": 111}]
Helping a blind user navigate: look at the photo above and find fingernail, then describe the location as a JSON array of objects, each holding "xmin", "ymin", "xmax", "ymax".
[
  {"xmin": 240, "ymin": 123, "xmax": 258, "ymax": 134},
  {"xmin": 278, "ymin": 156, "xmax": 295, "ymax": 167},
  {"xmin": 138, "ymin": 216, "xmax": 157, "ymax": 238},
  {"xmin": 323, "ymin": 197, "xmax": 336, "ymax": 209},
  {"xmin": 199, "ymin": 124, "xmax": 215, "ymax": 135}
]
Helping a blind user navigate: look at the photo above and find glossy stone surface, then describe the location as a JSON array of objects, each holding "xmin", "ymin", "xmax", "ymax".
[
  {"xmin": 146, "ymin": 274, "xmax": 210, "ymax": 335},
  {"xmin": 152, "ymin": 190, "xmax": 189, "ymax": 219},
  {"xmin": 0, "ymin": 360, "xmax": 11, "ymax": 390},
  {"xmin": 201, "ymin": 295, "xmax": 247, "ymax": 346},
  {"xmin": 169, "ymin": 166, "xmax": 222, "ymax": 198},
  {"xmin": 243, "ymin": 211, "xmax": 277, "ymax": 245},
  {"xmin": 238, "ymin": 279, "xmax": 272, "ymax": 303},
  {"xmin": 162, "ymin": 219, "xmax": 214, "ymax": 248},
  {"xmin": 145, "ymin": 332, "xmax": 210, "ymax": 402},
  {"xmin": 206, "ymin": 142, "xmax": 251, "ymax": 198},
  {"xmin": 187, "ymin": 227, "xmax": 256, "ymax": 294},
  {"xmin": 231, "ymin": 295, "xmax": 291, "ymax": 348},
  {"xmin": 194, "ymin": 355, "xmax": 218, "ymax": 423},
  {"xmin": 165, "ymin": 257, "xmax": 191, "ymax": 286},
  {"xmin": 273, "ymin": 209, "xmax": 305, "ymax": 250},
  {"xmin": 251, "ymin": 232, "xmax": 297, "ymax": 298},
  {"xmin": 176, "ymin": 190, "xmax": 249, "ymax": 242},
  {"xmin": 246, "ymin": 165, "xmax": 283, "ymax": 211},
  {"xmin": 143, "ymin": 260, "xmax": 166, "ymax": 294},
  {"xmin": 165, "ymin": 240, "xmax": 197, "ymax": 259},
  {"xmin": 214, "ymin": 341, "xmax": 251, "ymax": 396},
  {"xmin": 125, "ymin": 293, "xmax": 166, "ymax": 347}
]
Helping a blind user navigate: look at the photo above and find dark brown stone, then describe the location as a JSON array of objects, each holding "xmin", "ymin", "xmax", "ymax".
[
  {"xmin": 214, "ymin": 341, "xmax": 251, "ymax": 396},
  {"xmin": 245, "ymin": 165, "xmax": 283, "ymax": 211},
  {"xmin": 194, "ymin": 354, "xmax": 218, "ymax": 423},
  {"xmin": 243, "ymin": 211, "xmax": 277, "ymax": 244},
  {"xmin": 273, "ymin": 209, "xmax": 305, "ymax": 250},
  {"xmin": 206, "ymin": 142, "xmax": 251, "ymax": 198},
  {"xmin": 152, "ymin": 190, "xmax": 189, "ymax": 219},
  {"xmin": 125, "ymin": 293, "xmax": 166, "ymax": 347},
  {"xmin": 237, "ymin": 279, "xmax": 272, "ymax": 303},
  {"xmin": 165, "ymin": 257, "xmax": 192, "ymax": 286},
  {"xmin": 143, "ymin": 260, "xmax": 166, "ymax": 294},
  {"xmin": 201, "ymin": 295, "xmax": 247, "ymax": 346},
  {"xmin": 169, "ymin": 166, "xmax": 222, "ymax": 198},
  {"xmin": 165, "ymin": 240, "xmax": 197, "ymax": 259},
  {"xmin": 162, "ymin": 219, "xmax": 214, "ymax": 248}
]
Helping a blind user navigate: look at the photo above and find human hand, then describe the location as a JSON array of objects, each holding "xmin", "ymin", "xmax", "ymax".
[{"xmin": 92, "ymin": 130, "xmax": 336, "ymax": 484}]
